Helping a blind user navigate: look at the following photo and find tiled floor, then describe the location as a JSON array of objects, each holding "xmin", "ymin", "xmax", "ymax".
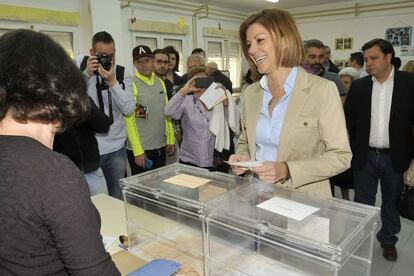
[{"xmin": 333, "ymin": 187, "xmax": 414, "ymax": 275}]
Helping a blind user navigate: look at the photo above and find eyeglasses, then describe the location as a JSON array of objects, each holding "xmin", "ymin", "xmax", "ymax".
[{"xmin": 155, "ymin": 59, "xmax": 169, "ymax": 65}]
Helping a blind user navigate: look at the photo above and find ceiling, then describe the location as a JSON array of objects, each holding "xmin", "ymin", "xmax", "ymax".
[{"xmin": 170, "ymin": 0, "xmax": 355, "ymax": 13}]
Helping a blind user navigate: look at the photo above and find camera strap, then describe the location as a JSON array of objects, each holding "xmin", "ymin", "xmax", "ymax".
[{"xmin": 95, "ymin": 75, "xmax": 114, "ymax": 124}]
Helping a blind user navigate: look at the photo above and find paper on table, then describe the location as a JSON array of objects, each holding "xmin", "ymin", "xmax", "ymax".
[
  {"xmin": 199, "ymin": 82, "xmax": 227, "ymax": 110},
  {"xmin": 287, "ymin": 215, "xmax": 330, "ymax": 243},
  {"xmin": 102, "ymin": 236, "xmax": 117, "ymax": 250},
  {"xmin": 199, "ymin": 184, "xmax": 227, "ymax": 202},
  {"xmin": 257, "ymin": 196, "xmax": 319, "ymax": 221},
  {"xmin": 225, "ymin": 160, "xmax": 263, "ymax": 168},
  {"xmin": 163, "ymin": 173, "xmax": 211, "ymax": 189}
]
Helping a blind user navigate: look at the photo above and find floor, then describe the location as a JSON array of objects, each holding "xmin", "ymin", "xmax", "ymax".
[{"xmin": 332, "ymin": 187, "xmax": 414, "ymax": 275}]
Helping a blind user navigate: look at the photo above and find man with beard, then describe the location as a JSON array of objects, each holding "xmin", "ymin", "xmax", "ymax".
[
  {"xmin": 153, "ymin": 48, "xmax": 174, "ymax": 99},
  {"xmin": 305, "ymin": 39, "xmax": 346, "ymax": 99}
]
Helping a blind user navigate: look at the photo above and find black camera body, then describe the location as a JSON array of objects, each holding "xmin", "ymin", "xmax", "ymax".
[{"xmin": 97, "ymin": 53, "xmax": 112, "ymax": 71}]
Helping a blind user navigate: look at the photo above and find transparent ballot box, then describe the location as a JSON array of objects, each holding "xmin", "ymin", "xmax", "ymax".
[
  {"xmin": 120, "ymin": 163, "xmax": 250, "ymax": 275},
  {"xmin": 204, "ymin": 183, "xmax": 380, "ymax": 276}
]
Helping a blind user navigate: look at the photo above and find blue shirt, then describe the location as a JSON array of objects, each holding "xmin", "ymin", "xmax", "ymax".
[{"xmin": 255, "ymin": 67, "xmax": 298, "ymax": 162}]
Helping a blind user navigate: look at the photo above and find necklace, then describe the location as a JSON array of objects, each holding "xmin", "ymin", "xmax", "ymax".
[{"xmin": 268, "ymin": 94, "xmax": 284, "ymax": 106}]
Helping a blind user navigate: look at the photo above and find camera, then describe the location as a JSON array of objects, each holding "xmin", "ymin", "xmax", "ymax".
[
  {"xmin": 96, "ymin": 53, "xmax": 112, "ymax": 71},
  {"xmin": 195, "ymin": 77, "xmax": 215, "ymax": 88}
]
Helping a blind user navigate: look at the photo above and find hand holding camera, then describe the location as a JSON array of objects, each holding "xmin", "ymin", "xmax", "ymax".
[
  {"xmin": 179, "ymin": 76, "xmax": 212, "ymax": 96},
  {"xmin": 87, "ymin": 53, "xmax": 117, "ymax": 87}
]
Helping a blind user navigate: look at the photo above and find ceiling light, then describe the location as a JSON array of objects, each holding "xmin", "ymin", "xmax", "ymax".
[{"xmin": 266, "ymin": 0, "xmax": 279, "ymax": 3}]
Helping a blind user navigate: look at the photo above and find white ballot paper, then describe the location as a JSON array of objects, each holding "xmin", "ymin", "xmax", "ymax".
[
  {"xmin": 199, "ymin": 82, "xmax": 227, "ymax": 110},
  {"xmin": 102, "ymin": 236, "xmax": 117, "ymax": 250},
  {"xmin": 287, "ymin": 215, "xmax": 330, "ymax": 243},
  {"xmin": 257, "ymin": 196, "xmax": 319, "ymax": 221},
  {"xmin": 225, "ymin": 160, "xmax": 263, "ymax": 168}
]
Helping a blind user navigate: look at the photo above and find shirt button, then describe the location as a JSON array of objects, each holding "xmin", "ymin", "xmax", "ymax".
[{"xmin": 303, "ymin": 122, "xmax": 308, "ymax": 126}]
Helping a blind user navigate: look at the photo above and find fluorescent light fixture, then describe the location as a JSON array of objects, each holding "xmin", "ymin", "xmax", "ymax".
[{"xmin": 266, "ymin": 0, "xmax": 279, "ymax": 3}]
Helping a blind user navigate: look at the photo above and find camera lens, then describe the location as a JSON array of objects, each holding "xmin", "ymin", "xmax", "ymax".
[{"xmin": 97, "ymin": 53, "xmax": 112, "ymax": 71}]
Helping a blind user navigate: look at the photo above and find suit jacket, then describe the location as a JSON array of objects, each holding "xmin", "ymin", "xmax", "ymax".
[
  {"xmin": 237, "ymin": 67, "xmax": 352, "ymax": 197},
  {"xmin": 344, "ymin": 70, "xmax": 414, "ymax": 172}
]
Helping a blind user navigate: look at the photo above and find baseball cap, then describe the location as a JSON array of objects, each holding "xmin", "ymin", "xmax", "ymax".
[{"xmin": 133, "ymin": 45, "xmax": 153, "ymax": 61}]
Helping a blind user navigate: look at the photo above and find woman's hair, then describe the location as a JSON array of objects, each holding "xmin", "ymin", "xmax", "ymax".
[
  {"xmin": 402, "ymin": 60, "xmax": 414, "ymax": 73},
  {"xmin": 338, "ymin": 67, "xmax": 360, "ymax": 81},
  {"xmin": 163, "ymin": 45, "xmax": 180, "ymax": 72},
  {"xmin": 0, "ymin": 29, "xmax": 89, "ymax": 132},
  {"xmin": 239, "ymin": 8, "xmax": 305, "ymax": 76},
  {"xmin": 188, "ymin": 66, "xmax": 209, "ymax": 79}
]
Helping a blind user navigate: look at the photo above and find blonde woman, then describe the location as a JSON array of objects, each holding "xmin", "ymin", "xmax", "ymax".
[{"xmin": 229, "ymin": 8, "xmax": 351, "ymax": 197}]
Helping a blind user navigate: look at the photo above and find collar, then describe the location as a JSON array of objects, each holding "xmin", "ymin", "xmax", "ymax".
[
  {"xmin": 135, "ymin": 71, "xmax": 155, "ymax": 85},
  {"xmin": 372, "ymin": 66, "xmax": 394, "ymax": 84},
  {"xmin": 317, "ymin": 66, "xmax": 326, "ymax": 77},
  {"xmin": 259, "ymin": 66, "xmax": 298, "ymax": 97}
]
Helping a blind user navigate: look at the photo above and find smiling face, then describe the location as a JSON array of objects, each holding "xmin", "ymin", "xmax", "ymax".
[
  {"xmin": 246, "ymin": 23, "xmax": 277, "ymax": 75},
  {"xmin": 134, "ymin": 56, "xmax": 154, "ymax": 77},
  {"xmin": 168, "ymin": 53, "xmax": 177, "ymax": 71}
]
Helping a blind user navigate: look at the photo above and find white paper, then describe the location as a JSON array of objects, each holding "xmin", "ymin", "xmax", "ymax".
[
  {"xmin": 257, "ymin": 196, "xmax": 319, "ymax": 221},
  {"xmin": 287, "ymin": 215, "xmax": 330, "ymax": 243},
  {"xmin": 225, "ymin": 160, "xmax": 263, "ymax": 168},
  {"xmin": 102, "ymin": 236, "xmax": 117, "ymax": 250},
  {"xmin": 199, "ymin": 82, "xmax": 227, "ymax": 110}
]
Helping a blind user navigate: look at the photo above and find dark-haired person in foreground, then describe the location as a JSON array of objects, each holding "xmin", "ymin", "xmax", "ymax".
[
  {"xmin": 344, "ymin": 38, "xmax": 414, "ymax": 262},
  {"xmin": 0, "ymin": 29, "xmax": 120, "ymax": 275}
]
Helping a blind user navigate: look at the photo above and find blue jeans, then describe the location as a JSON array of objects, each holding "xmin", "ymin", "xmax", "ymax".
[
  {"xmin": 84, "ymin": 167, "xmax": 108, "ymax": 196},
  {"xmin": 353, "ymin": 149, "xmax": 403, "ymax": 246},
  {"xmin": 100, "ymin": 147, "xmax": 127, "ymax": 199}
]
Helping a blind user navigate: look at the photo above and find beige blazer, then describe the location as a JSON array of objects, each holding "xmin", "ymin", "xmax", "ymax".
[{"xmin": 237, "ymin": 67, "xmax": 352, "ymax": 197}]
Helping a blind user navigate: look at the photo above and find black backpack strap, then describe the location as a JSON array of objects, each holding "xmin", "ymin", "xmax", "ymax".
[
  {"xmin": 115, "ymin": 65, "xmax": 125, "ymax": 90},
  {"xmin": 80, "ymin": 56, "xmax": 88, "ymax": 72}
]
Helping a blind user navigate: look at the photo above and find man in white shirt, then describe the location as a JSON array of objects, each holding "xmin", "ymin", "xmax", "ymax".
[
  {"xmin": 75, "ymin": 32, "xmax": 135, "ymax": 199},
  {"xmin": 344, "ymin": 39, "xmax": 414, "ymax": 262}
]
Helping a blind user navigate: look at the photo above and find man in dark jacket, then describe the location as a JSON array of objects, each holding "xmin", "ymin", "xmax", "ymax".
[
  {"xmin": 344, "ymin": 38, "xmax": 414, "ymax": 262},
  {"xmin": 207, "ymin": 61, "xmax": 233, "ymax": 93},
  {"xmin": 54, "ymin": 97, "xmax": 111, "ymax": 195}
]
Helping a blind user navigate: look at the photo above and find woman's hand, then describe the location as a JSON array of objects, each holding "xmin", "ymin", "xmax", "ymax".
[
  {"xmin": 252, "ymin": 161, "xmax": 290, "ymax": 183},
  {"xmin": 179, "ymin": 76, "xmax": 203, "ymax": 96},
  {"xmin": 228, "ymin": 154, "xmax": 250, "ymax": 175}
]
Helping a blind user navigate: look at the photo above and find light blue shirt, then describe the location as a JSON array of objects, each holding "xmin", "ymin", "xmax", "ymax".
[{"xmin": 255, "ymin": 67, "xmax": 298, "ymax": 162}]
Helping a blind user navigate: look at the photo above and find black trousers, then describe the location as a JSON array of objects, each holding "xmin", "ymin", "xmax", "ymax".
[{"xmin": 127, "ymin": 147, "xmax": 166, "ymax": 175}]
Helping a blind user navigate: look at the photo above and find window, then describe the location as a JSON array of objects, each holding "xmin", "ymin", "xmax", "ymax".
[
  {"xmin": 206, "ymin": 38, "xmax": 242, "ymax": 88},
  {"xmin": 0, "ymin": 22, "xmax": 78, "ymax": 57},
  {"xmin": 207, "ymin": 41, "xmax": 223, "ymax": 70},
  {"xmin": 227, "ymin": 42, "xmax": 241, "ymax": 89},
  {"xmin": 40, "ymin": 31, "xmax": 74, "ymax": 58},
  {"xmin": 135, "ymin": 37, "xmax": 157, "ymax": 51}
]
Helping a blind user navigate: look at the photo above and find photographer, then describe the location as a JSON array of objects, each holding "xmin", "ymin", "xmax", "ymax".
[{"xmin": 75, "ymin": 31, "xmax": 135, "ymax": 199}]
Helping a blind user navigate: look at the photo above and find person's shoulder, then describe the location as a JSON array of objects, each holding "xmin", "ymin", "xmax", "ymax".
[
  {"xmin": 243, "ymin": 81, "xmax": 261, "ymax": 96},
  {"xmin": 353, "ymin": 75, "xmax": 371, "ymax": 87},
  {"xmin": 396, "ymin": 70, "xmax": 414, "ymax": 81}
]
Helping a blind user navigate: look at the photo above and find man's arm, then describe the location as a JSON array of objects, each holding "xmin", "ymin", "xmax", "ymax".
[{"xmin": 108, "ymin": 69, "xmax": 135, "ymax": 116}]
